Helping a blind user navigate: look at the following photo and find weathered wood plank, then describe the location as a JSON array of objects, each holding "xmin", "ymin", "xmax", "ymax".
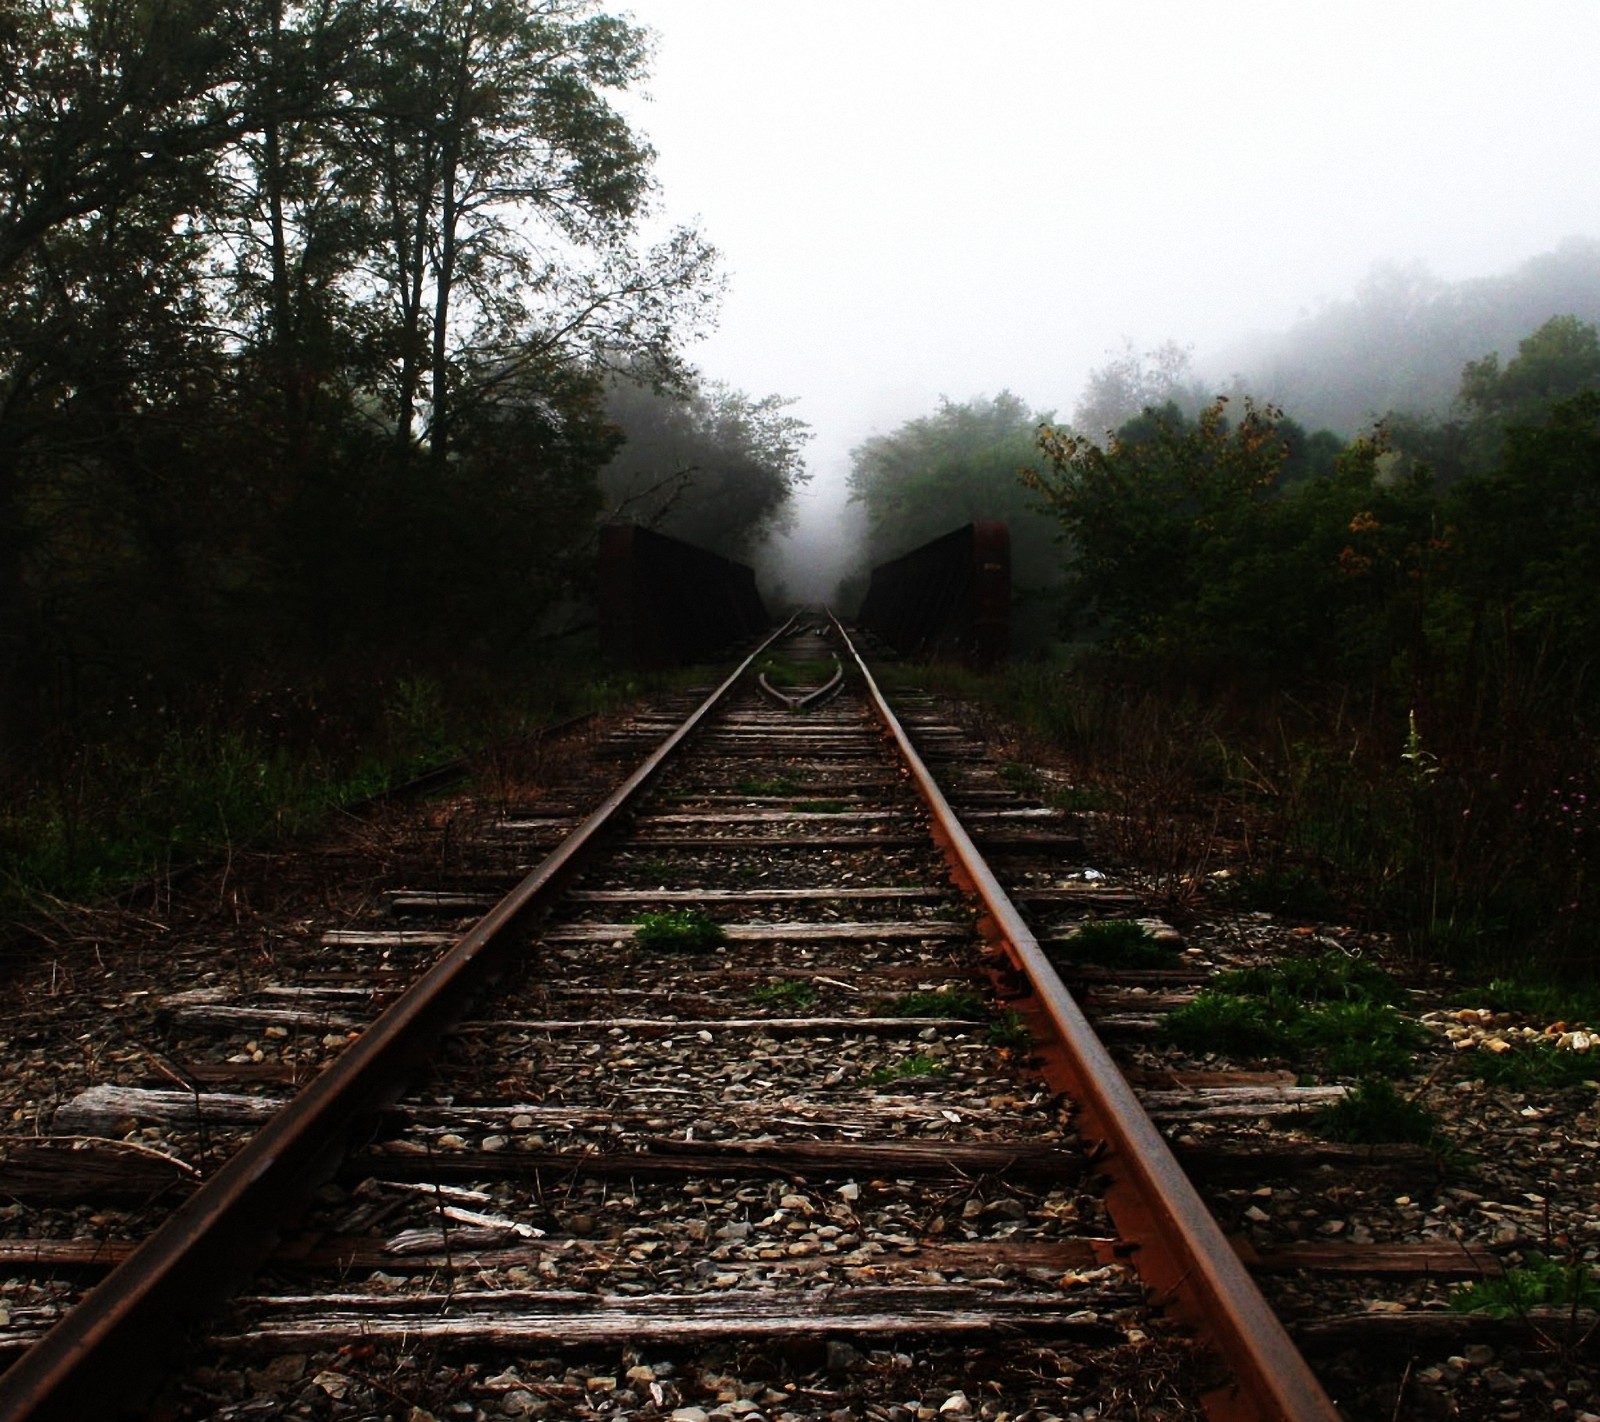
[
  {"xmin": 543, "ymin": 921, "xmax": 971, "ymax": 943},
  {"xmin": 353, "ymin": 1136, "xmax": 1086, "ymax": 1183},
  {"xmin": 564, "ymin": 887, "xmax": 947, "ymax": 903},
  {"xmin": 1293, "ymin": 1308, "xmax": 1598, "ymax": 1354},
  {"xmin": 454, "ymin": 1016, "xmax": 987, "ymax": 1035},
  {"xmin": 210, "ymin": 1287, "xmax": 1130, "ymax": 1351},
  {"xmin": 49, "ymin": 1086, "xmax": 1059, "ymax": 1137},
  {"xmin": 0, "ymin": 1143, "xmax": 197, "ymax": 1200},
  {"xmin": 1231, "ymin": 1238, "xmax": 1502, "ymax": 1277}
]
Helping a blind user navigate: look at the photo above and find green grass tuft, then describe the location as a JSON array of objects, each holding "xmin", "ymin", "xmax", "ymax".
[
  {"xmin": 737, "ymin": 775, "xmax": 800, "ymax": 796},
  {"xmin": 867, "ymin": 1053, "xmax": 948, "ymax": 1085},
  {"xmin": 986, "ymin": 1010, "xmax": 1033, "ymax": 1048},
  {"xmin": 879, "ymin": 988, "xmax": 987, "ymax": 1019},
  {"xmin": 1448, "ymin": 976, "xmax": 1600, "ymax": 1024},
  {"xmin": 750, "ymin": 979, "xmax": 818, "ymax": 1011},
  {"xmin": 1468, "ymin": 1041, "xmax": 1600, "ymax": 1091},
  {"xmin": 756, "ymin": 656, "xmax": 836, "ymax": 689},
  {"xmin": 1163, "ymin": 953, "xmax": 1424, "ymax": 1075},
  {"xmin": 1449, "ymin": 1253, "xmax": 1600, "ymax": 1319},
  {"xmin": 1053, "ymin": 918, "xmax": 1180, "ymax": 969},
  {"xmin": 631, "ymin": 909, "xmax": 726, "ymax": 952},
  {"xmin": 1314, "ymin": 1077, "xmax": 1439, "ymax": 1144}
]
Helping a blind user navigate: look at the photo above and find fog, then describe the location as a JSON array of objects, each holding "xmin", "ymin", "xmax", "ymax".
[{"xmin": 619, "ymin": 1, "xmax": 1600, "ymax": 600}]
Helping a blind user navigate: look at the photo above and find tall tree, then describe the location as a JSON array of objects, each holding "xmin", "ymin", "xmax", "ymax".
[
  {"xmin": 351, "ymin": 0, "xmax": 716, "ymax": 468},
  {"xmin": 600, "ymin": 373, "xmax": 810, "ymax": 560}
]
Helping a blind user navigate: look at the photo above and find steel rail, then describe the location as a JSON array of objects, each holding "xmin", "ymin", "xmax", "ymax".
[
  {"xmin": 836, "ymin": 620, "xmax": 1344, "ymax": 1422},
  {"xmin": 0, "ymin": 619, "xmax": 797, "ymax": 1422}
]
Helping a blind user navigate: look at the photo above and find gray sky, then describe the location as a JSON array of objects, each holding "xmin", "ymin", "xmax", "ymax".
[{"xmin": 619, "ymin": 1, "xmax": 1600, "ymax": 589}]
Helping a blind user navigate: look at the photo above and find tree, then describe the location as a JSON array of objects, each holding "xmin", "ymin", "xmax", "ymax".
[
  {"xmin": 1072, "ymin": 340, "xmax": 1207, "ymax": 439},
  {"xmin": 1023, "ymin": 398, "xmax": 1432, "ymax": 686},
  {"xmin": 600, "ymin": 373, "xmax": 810, "ymax": 560},
  {"xmin": 848, "ymin": 392, "xmax": 1051, "ymax": 561},
  {"xmin": 0, "ymin": 0, "xmax": 724, "ymax": 759},
  {"xmin": 347, "ymin": 0, "xmax": 717, "ymax": 468}
]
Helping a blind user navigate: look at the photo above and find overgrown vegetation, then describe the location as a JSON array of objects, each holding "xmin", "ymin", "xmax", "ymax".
[
  {"xmin": 750, "ymin": 979, "xmax": 818, "ymax": 1011},
  {"xmin": 867, "ymin": 1053, "xmax": 948, "ymax": 1085},
  {"xmin": 0, "ymin": 655, "xmax": 639, "ymax": 915},
  {"xmin": 878, "ymin": 988, "xmax": 987, "ymax": 1019},
  {"xmin": 1449, "ymin": 1253, "xmax": 1600, "ymax": 1320},
  {"xmin": 0, "ymin": 0, "xmax": 815, "ymax": 918},
  {"xmin": 1162, "ymin": 954, "xmax": 1425, "ymax": 1076},
  {"xmin": 1314, "ymin": 1077, "xmax": 1440, "ymax": 1145},
  {"xmin": 631, "ymin": 910, "xmax": 727, "ymax": 952},
  {"xmin": 897, "ymin": 319, "xmax": 1600, "ymax": 982},
  {"xmin": 1052, "ymin": 919, "xmax": 1181, "ymax": 969}
]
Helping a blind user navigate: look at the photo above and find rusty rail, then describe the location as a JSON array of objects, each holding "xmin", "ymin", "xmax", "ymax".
[
  {"xmin": 837, "ymin": 618, "xmax": 1343, "ymax": 1422},
  {"xmin": 0, "ymin": 620, "xmax": 797, "ymax": 1422}
]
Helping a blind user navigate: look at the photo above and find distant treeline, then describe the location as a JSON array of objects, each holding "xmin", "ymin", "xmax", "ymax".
[
  {"xmin": 0, "ymin": 0, "xmax": 806, "ymax": 765},
  {"xmin": 853, "ymin": 309, "xmax": 1600, "ymax": 971},
  {"xmin": 1220, "ymin": 237, "xmax": 1600, "ymax": 435}
]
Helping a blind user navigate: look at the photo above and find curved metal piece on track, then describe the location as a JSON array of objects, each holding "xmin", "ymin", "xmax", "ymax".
[
  {"xmin": 0, "ymin": 619, "xmax": 798, "ymax": 1422},
  {"xmin": 756, "ymin": 655, "xmax": 844, "ymax": 712},
  {"xmin": 834, "ymin": 619, "xmax": 1343, "ymax": 1422}
]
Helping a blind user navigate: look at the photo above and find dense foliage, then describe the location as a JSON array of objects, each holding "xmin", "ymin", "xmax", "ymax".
[
  {"xmin": 845, "ymin": 392, "xmax": 1062, "ymax": 637},
  {"xmin": 0, "ymin": 0, "xmax": 808, "ymax": 774},
  {"xmin": 1023, "ymin": 318, "xmax": 1600, "ymax": 975},
  {"xmin": 600, "ymin": 374, "xmax": 810, "ymax": 561}
]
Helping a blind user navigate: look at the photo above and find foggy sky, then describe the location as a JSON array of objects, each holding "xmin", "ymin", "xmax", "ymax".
[{"xmin": 619, "ymin": 1, "xmax": 1600, "ymax": 597}]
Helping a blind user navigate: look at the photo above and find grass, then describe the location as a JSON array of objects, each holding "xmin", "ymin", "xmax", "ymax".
[
  {"xmin": 1162, "ymin": 952, "xmax": 1426, "ymax": 1076},
  {"xmin": 1225, "ymin": 863, "xmax": 1341, "ymax": 920},
  {"xmin": 736, "ymin": 774, "xmax": 801, "ymax": 796},
  {"xmin": 750, "ymin": 979, "xmax": 818, "ymax": 1011},
  {"xmin": 1052, "ymin": 918, "xmax": 1181, "ymax": 969},
  {"xmin": 0, "ymin": 646, "xmax": 664, "ymax": 924},
  {"xmin": 878, "ymin": 988, "xmax": 987, "ymax": 1019},
  {"xmin": 756, "ymin": 656, "xmax": 837, "ymax": 689},
  {"xmin": 1210, "ymin": 952, "xmax": 1406, "ymax": 1006},
  {"xmin": 867, "ymin": 1053, "xmax": 948, "ymax": 1085},
  {"xmin": 1314, "ymin": 1077, "xmax": 1440, "ymax": 1145},
  {"xmin": 631, "ymin": 909, "xmax": 727, "ymax": 952},
  {"xmin": 1449, "ymin": 1252, "xmax": 1600, "ymax": 1319},
  {"xmin": 998, "ymin": 762, "xmax": 1042, "ymax": 795},
  {"xmin": 1466, "ymin": 1042, "xmax": 1600, "ymax": 1091},
  {"xmin": 986, "ymin": 1010, "xmax": 1033, "ymax": 1048},
  {"xmin": 1447, "ymin": 976, "xmax": 1600, "ymax": 1025}
]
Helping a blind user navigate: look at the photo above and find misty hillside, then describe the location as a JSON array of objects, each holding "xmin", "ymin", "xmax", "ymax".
[{"xmin": 1215, "ymin": 237, "xmax": 1600, "ymax": 434}]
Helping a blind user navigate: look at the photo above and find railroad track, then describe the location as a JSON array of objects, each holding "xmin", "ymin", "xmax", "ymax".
[
  {"xmin": 0, "ymin": 623, "xmax": 1337, "ymax": 1420},
  {"xmin": 1, "ymin": 621, "xmax": 1594, "ymax": 1420}
]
